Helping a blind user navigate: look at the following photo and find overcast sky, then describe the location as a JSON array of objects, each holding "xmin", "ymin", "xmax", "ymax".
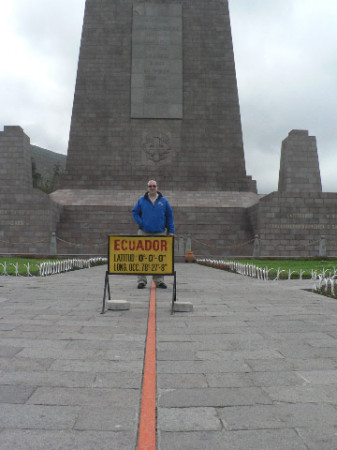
[{"xmin": 1, "ymin": 0, "xmax": 336, "ymax": 194}]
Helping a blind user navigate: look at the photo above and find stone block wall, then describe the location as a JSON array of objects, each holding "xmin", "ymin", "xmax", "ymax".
[
  {"xmin": 0, "ymin": 192, "xmax": 60, "ymax": 254},
  {"xmin": 248, "ymin": 129, "xmax": 337, "ymax": 257},
  {"xmin": 174, "ymin": 207, "xmax": 254, "ymax": 257},
  {"xmin": 0, "ymin": 126, "xmax": 60, "ymax": 254},
  {"xmin": 51, "ymin": 189, "xmax": 259, "ymax": 256},
  {"xmin": 0, "ymin": 126, "xmax": 32, "ymax": 192},
  {"xmin": 249, "ymin": 192, "xmax": 337, "ymax": 257},
  {"xmin": 54, "ymin": 203, "xmax": 255, "ymax": 257},
  {"xmin": 278, "ymin": 130, "xmax": 322, "ymax": 193},
  {"xmin": 61, "ymin": 0, "xmax": 256, "ymax": 192},
  {"xmin": 55, "ymin": 205, "xmax": 132, "ymax": 255}
]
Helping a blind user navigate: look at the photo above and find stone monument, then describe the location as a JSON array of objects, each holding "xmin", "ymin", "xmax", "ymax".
[
  {"xmin": 60, "ymin": 0, "xmax": 256, "ymax": 192},
  {"xmin": 0, "ymin": 126, "xmax": 59, "ymax": 254},
  {"xmin": 249, "ymin": 130, "xmax": 337, "ymax": 257},
  {"xmin": 278, "ymin": 130, "xmax": 322, "ymax": 193},
  {"xmin": 51, "ymin": 0, "xmax": 259, "ymax": 256}
]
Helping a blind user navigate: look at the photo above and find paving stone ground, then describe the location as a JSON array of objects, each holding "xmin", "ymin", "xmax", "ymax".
[{"xmin": 1, "ymin": 263, "xmax": 337, "ymax": 449}]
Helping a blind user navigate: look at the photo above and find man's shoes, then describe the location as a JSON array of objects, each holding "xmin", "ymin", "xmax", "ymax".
[
  {"xmin": 156, "ymin": 282, "xmax": 167, "ymax": 289},
  {"xmin": 137, "ymin": 282, "xmax": 146, "ymax": 289}
]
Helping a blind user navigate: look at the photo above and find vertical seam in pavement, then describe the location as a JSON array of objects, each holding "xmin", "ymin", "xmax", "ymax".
[{"xmin": 137, "ymin": 280, "xmax": 157, "ymax": 450}]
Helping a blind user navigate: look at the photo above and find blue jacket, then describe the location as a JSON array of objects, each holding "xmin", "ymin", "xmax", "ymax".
[{"xmin": 132, "ymin": 192, "xmax": 175, "ymax": 234}]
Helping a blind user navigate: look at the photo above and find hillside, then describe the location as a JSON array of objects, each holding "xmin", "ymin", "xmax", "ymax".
[{"xmin": 30, "ymin": 145, "xmax": 67, "ymax": 183}]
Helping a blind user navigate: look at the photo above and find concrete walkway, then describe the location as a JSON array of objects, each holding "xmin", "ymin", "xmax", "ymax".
[{"xmin": 1, "ymin": 263, "xmax": 337, "ymax": 449}]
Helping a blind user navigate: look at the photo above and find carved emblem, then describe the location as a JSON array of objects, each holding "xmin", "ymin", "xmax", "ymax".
[
  {"xmin": 133, "ymin": 5, "xmax": 145, "ymax": 16},
  {"xmin": 142, "ymin": 132, "xmax": 172, "ymax": 164}
]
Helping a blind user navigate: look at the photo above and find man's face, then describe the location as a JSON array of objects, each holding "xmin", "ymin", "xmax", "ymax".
[{"xmin": 147, "ymin": 180, "xmax": 158, "ymax": 194}]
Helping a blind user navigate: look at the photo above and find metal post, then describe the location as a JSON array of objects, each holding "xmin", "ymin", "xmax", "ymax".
[
  {"xmin": 101, "ymin": 272, "xmax": 110, "ymax": 314},
  {"xmin": 171, "ymin": 271, "xmax": 177, "ymax": 315}
]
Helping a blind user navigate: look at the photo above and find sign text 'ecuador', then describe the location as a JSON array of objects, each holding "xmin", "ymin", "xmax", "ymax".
[{"xmin": 108, "ymin": 235, "xmax": 174, "ymax": 275}]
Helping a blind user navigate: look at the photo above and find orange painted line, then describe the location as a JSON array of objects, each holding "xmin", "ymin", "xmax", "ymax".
[{"xmin": 138, "ymin": 280, "xmax": 157, "ymax": 450}]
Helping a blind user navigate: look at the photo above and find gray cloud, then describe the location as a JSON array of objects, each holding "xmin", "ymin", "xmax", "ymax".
[
  {"xmin": 230, "ymin": 0, "xmax": 337, "ymax": 193},
  {"xmin": 0, "ymin": 0, "xmax": 84, "ymax": 152}
]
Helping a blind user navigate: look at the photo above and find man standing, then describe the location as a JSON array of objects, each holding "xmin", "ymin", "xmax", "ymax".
[{"xmin": 132, "ymin": 180, "xmax": 175, "ymax": 289}]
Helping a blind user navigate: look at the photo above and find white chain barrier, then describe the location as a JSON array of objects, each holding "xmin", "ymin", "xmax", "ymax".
[
  {"xmin": 314, "ymin": 274, "xmax": 337, "ymax": 297},
  {"xmin": 0, "ymin": 257, "xmax": 107, "ymax": 277},
  {"xmin": 196, "ymin": 258, "xmax": 337, "ymax": 282}
]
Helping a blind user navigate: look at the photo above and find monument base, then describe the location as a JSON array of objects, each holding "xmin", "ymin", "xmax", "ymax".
[{"xmin": 50, "ymin": 189, "xmax": 262, "ymax": 257}]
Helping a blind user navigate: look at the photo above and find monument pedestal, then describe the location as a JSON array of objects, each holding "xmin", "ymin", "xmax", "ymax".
[{"xmin": 50, "ymin": 189, "xmax": 261, "ymax": 257}]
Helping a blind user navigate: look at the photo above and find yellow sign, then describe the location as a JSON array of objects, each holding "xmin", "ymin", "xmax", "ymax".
[{"xmin": 108, "ymin": 235, "xmax": 174, "ymax": 275}]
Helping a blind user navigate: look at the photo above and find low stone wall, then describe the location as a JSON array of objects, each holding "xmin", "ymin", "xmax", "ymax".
[
  {"xmin": 50, "ymin": 189, "xmax": 260, "ymax": 257},
  {"xmin": 249, "ymin": 192, "xmax": 337, "ymax": 257},
  {"xmin": 0, "ymin": 191, "xmax": 60, "ymax": 254},
  {"xmin": 53, "ymin": 204, "xmax": 255, "ymax": 257}
]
